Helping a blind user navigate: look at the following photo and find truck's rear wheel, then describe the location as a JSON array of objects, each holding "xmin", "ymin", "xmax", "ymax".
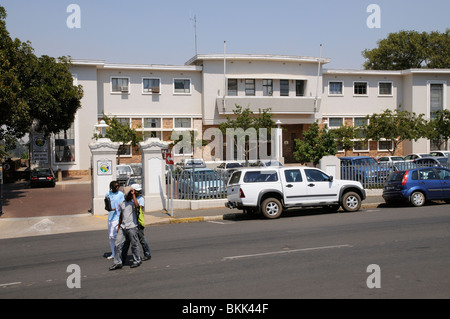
[{"xmin": 261, "ymin": 198, "xmax": 282, "ymax": 219}]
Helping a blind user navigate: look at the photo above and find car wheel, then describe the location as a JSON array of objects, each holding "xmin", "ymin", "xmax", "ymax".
[
  {"xmin": 261, "ymin": 198, "xmax": 282, "ymax": 219},
  {"xmin": 342, "ymin": 192, "xmax": 361, "ymax": 212},
  {"xmin": 410, "ymin": 191, "xmax": 425, "ymax": 207}
]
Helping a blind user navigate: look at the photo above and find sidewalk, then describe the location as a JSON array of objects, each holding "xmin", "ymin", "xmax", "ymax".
[{"xmin": 0, "ymin": 196, "xmax": 384, "ymax": 240}]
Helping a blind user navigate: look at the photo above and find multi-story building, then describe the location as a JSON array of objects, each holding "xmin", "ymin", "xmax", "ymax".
[{"xmin": 33, "ymin": 54, "xmax": 449, "ymax": 175}]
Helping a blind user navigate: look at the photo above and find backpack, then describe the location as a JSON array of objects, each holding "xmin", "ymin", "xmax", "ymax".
[
  {"xmin": 104, "ymin": 195, "xmax": 113, "ymax": 211},
  {"xmin": 137, "ymin": 206, "xmax": 145, "ymax": 228}
]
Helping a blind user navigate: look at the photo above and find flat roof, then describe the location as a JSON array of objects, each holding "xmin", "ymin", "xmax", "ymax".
[{"xmin": 186, "ymin": 54, "xmax": 331, "ymax": 66}]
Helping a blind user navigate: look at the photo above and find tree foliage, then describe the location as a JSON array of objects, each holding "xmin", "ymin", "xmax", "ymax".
[
  {"xmin": 424, "ymin": 110, "xmax": 450, "ymax": 150},
  {"xmin": 293, "ymin": 122, "xmax": 337, "ymax": 166},
  {"xmin": 95, "ymin": 114, "xmax": 144, "ymax": 164},
  {"xmin": 362, "ymin": 30, "xmax": 450, "ymax": 70},
  {"xmin": 364, "ymin": 109, "xmax": 427, "ymax": 156},
  {"xmin": 219, "ymin": 105, "xmax": 275, "ymax": 161},
  {"xmin": 0, "ymin": 6, "xmax": 83, "ymax": 147}
]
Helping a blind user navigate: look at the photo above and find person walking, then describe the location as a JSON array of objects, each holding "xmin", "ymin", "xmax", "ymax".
[
  {"xmin": 109, "ymin": 185, "xmax": 142, "ymax": 270},
  {"xmin": 132, "ymin": 184, "xmax": 151, "ymax": 261},
  {"xmin": 105, "ymin": 181, "xmax": 124, "ymax": 260}
]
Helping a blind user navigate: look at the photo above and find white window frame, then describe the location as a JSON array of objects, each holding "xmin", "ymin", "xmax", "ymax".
[
  {"xmin": 173, "ymin": 78, "xmax": 191, "ymax": 95},
  {"xmin": 142, "ymin": 77, "xmax": 161, "ymax": 95},
  {"xmin": 353, "ymin": 81, "xmax": 368, "ymax": 96},
  {"xmin": 378, "ymin": 140, "xmax": 394, "ymax": 152},
  {"xmin": 328, "ymin": 81, "xmax": 344, "ymax": 96},
  {"xmin": 378, "ymin": 81, "xmax": 393, "ymax": 96},
  {"xmin": 111, "ymin": 77, "xmax": 130, "ymax": 94},
  {"xmin": 427, "ymin": 80, "xmax": 447, "ymax": 119},
  {"xmin": 174, "ymin": 117, "xmax": 192, "ymax": 129}
]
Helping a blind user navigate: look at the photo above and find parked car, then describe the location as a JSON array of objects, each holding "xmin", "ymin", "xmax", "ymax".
[
  {"xmin": 183, "ymin": 158, "xmax": 206, "ymax": 169},
  {"xmin": 429, "ymin": 151, "xmax": 450, "ymax": 158},
  {"xmin": 383, "ymin": 167, "xmax": 450, "ymax": 206},
  {"xmin": 30, "ymin": 167, "xmax": 56, "ymax": 188},
  {"xmin": 403, "ymin": 153, "xmax": 432, "ymax": 161},
  {"xmin": 414, "ymin": 157, "xmax": 449, "ymax": 168},
  {"xmin": 116, "ymin": 164, "xmax": 134, "ymax": 185},
  {"xmin": 226, "ymin": 166, "xmax": 366, "ymax": 218},
  {"xmin": 177, "ymin": 168, "xmax": 226, "ymax": 199},
  {"xmin": 377, "ymin": 156, "xmax": 404, "ymax": 163},
  {"xmin": 250, "ymin": 160, "xmax": 283, "ymax": 167},
  {"xmin": 216, "ymin": 162, "xmax": 243, "ymax": 174},
  {"xmin": 340, "ymin": 156, "xmax": 391, "ymax": 187}
]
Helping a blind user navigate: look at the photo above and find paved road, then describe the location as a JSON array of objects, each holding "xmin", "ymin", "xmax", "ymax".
[{"xmin": 1, "ymin": 203, "xmax": 449, "ymax": 300}]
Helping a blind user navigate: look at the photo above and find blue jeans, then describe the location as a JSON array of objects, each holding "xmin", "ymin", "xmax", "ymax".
[{"xmin": 113, "ymin": 227, "xmax": 141, "ymax": 265}]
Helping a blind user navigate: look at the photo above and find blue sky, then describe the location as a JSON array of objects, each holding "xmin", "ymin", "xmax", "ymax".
[{"xmin": 2, "ymin": 0, "xmax": 449, "ymax": 69}]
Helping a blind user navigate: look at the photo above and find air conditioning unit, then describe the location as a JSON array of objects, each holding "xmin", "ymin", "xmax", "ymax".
[
  {"xmin": 152, "ymin": 86, "xmax": 160, "ymax": 93},
  {"xmin": 120, "ymin": 86, "xmax": 129, "ymax": 93}
]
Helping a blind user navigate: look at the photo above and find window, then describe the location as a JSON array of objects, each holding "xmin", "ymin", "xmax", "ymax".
[
  {"xmin": 353, "ymin": 141, "xmax": 369, "ymax": 152},
  {"xmin": 328, "ymin": 117, "xmax": 343, "ymax": 128},
  {"xmin": 174, "ymin": 118, "xmax": 191, "ymax": 128},
  {"xmin": 144, "ymin": 118, "xmax": 161, "ymax": 129},
  {"xmin": 378, "ymin": 82, "xmax": 392, "ymax": 96},
  {"xmin": 329, "ymin": 81, "xmax": 343, "ymax": 95},
  {"xmin": 243, "ymin": 170, "xmax": 278, "ymax": 183},
  {"xmin": 354, "ymin": 117, "xmax": 368, "ymax": 139},
  {"xmin": 354, "ymin": 82, "xmax": 368, "ymax": 95},
  {"xmin": 111, "ymin": 77, "xmax": 129, "ymax": 93},
  {"xmin": 280, "ymin": 80, "xmax": 289, "ymax": 96},
  {"xmin": 304, "ymin": 169, "xmax": 330, "ymax": 182},
  {"xmin": 284, "ymin": 169, "xmax": 303, "ymax": 183},
  {"xmin": 296, "ymin": 80, "xmax": 305, "ymax": 96},
  {"xmin": 116, "ymin": 118, "xmax": 131, "ymax": 127},
  {"xmin": 430, "ymin": 83, "xmax": 444, "ymax": 118},
  {"xmin": 245, "ymin": 79, "xmax": 255, "ymax": 96},
  {"xmin": 263, "ymin": 79, "xmax": 273, "ymax": 96},
  {"xmin": 143, "ymin": 78, "xmax": 160, "ymax": 94},
  {"xmin": 378, "ymin": 140, "xmax": 393, "ymax": 151},
  {"xmin": 228, "ymin": 79, "xmax": 238, "ymax": 96},
  {"xmin": 143, "ymin": 131, "xmax": 161, "ymax": 140},
  {"xmin": 55, "ymin": 124, "xmax": 75, "ymax": 163},
  {"xmin": 174, "ymin": 79, "xmax": 191, "ymax": 94}
]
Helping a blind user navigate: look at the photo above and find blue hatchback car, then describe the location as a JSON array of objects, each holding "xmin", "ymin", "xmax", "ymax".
[{"xmin": 382, "ymin": 167, "xmax": 450, "ymax": 206}]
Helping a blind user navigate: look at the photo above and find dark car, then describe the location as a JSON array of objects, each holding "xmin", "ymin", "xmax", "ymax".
[
  {"xmin": 414, "ymin": 157, "xmax": 449, "ymax": 168},
  {"xmin": 340, "ymin": 156, "xmax": 391, "ymax": 187},
  {"xmin": 30, "ymin": 168, "xmax": 56, "ymax": 188},
  {"xmin": 382, "ymin": 167, "xmax": 450, "ymax": 207}
]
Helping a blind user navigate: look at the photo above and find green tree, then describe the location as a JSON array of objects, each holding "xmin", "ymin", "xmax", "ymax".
[
  {"xmin": 332, "ymin": 125, "xmax": 356, "ymax": 156},
  {"xmin": 364, "ymin": 109, "xmax": 427, "ymax": 156},
  {"xmin": 293, "ymin": 122, "xmax": 337, "ymax": 167},
  {"xmin": 362, "ymin": 30, "xmax": 450, "ymax": 70},
  {"xmin": 424, "ymin": 110, "xmax": 450, "ymax": 150},
  {"xmin": 95, "ymin": 114, "xmax": 143, "ymax": 164},
  {"xmin": 0, "ymin": 6, "xmax": 83, "ymax": 147},
  {"xmin": 219, "ymin": 105, "xmax": 275, "ymax": 162}
]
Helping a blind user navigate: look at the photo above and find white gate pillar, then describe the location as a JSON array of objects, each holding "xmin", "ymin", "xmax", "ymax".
[
  {"xmin": 89, "ymin": 138, "xmax": 120, "ymax": 215},
  {"xmin": 139, "ymin": 138, "xmax": 168, "ymax": 212}
]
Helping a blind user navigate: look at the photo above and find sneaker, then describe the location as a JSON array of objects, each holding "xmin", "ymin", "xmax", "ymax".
[
  {"xmin": 109, "ymin": 263, "xmax": 122, "ymax": 271},
  {"xmin": 107, "ymin": 255, "xmax": 114, "ymax": 260},
  {"xmin": 142, "ymin": 255, "xmax": 151, "ymax": 261},
  {"xmin": 130, "ymin": 261, "xmax": 141, "ymax": 268}
]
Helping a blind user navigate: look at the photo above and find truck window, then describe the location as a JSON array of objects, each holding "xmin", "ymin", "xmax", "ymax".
[
  {"xmin": 284, "ymin": 169, "xmax": 303, "ymax": 183},
  {"xmin": 304, "ymin": 169, "xmax": 330, "ymax": 182},
  {"xmin": 243, "ymin": 170, "xmax": 278, "ymax": 183},
  {"xmin": 228, "ymin": 171, "xmax": 241, "ymax": 185}
]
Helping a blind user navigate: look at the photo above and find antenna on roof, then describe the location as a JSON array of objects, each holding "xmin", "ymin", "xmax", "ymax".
[{"xmin": 189, "ymin": 13, "xmax": 198, "ymax": 56}]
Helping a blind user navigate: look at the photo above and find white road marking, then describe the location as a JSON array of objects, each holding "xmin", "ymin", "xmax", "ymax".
[
  {"xmin": 222, "ymin": 244, "xmax": 353, "ymax": 261},
  {"xmin": 0, "ymin": 282, "xmax": 22, "ymax": 288}
]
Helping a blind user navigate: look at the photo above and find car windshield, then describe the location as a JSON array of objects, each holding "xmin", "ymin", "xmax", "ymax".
[
  {"xmin": 227, "ymin": 163, "xmax": 242, "ymax": 168},
  {"xmin": 354, "ymin": 158, "xmax": 378, "ymax": 165},
  {"xmin": 117, "ymin": 166, "xmax": 131, "ymax": 173}
]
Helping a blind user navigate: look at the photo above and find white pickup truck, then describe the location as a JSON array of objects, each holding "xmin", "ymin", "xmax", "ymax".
[{"xmin": 226, "ymin": 166, "xmax": 366, "ymax": 219}]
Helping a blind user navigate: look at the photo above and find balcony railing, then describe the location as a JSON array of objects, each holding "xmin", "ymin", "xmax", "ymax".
[{"xmin": 217, "ymin": 96, "xmax": 321, "ymax": 114}]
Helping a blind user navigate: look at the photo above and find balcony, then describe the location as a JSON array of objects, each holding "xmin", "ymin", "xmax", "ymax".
[{"xmin": 216, "ymin": 96, "xmax": 321, "ymax": 115}]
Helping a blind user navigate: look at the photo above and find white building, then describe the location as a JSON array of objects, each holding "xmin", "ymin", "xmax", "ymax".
[{"xmin": 33, "ymin": 54, "xmax": 449, "ymax": 175}]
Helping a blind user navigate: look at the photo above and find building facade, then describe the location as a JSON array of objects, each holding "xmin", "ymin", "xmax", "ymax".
[{"xmin": 34, "ymin": 54, "xmax": 449, "ymax": 175}]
